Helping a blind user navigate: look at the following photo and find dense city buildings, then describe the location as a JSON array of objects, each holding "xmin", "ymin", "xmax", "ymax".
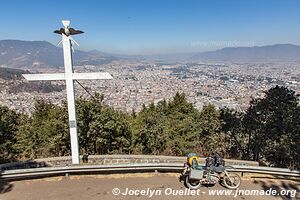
[{"xmin": 1, "ymin": 61, "xmax": 299, "ymax": 114}]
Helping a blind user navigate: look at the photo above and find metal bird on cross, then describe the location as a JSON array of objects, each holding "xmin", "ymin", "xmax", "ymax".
[{"xmin": 54, "ymin": 27, "xmax": 84, "ymax": 36}]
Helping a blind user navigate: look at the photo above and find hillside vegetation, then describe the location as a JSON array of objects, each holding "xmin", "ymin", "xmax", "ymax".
[{"xmin": 0, "ymin": 86, "xmax": 299, "ymax": 169}]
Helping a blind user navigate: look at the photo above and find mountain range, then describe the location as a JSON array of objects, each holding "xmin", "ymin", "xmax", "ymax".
[
  {"xmin": 190, "ymin": 44, "xmax": 300, "ymax": 62},
  {"xmin": 0, "ymin": 40, "xmax": 118, "ymax": 68},
  {"xmin": 1, "ymin": 40, "xmax": 300, "ymax": 69}
]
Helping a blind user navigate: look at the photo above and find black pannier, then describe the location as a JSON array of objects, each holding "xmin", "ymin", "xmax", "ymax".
[{"xmin": 205, "ymin": 153, "xmax": 225, "ymax": 167}]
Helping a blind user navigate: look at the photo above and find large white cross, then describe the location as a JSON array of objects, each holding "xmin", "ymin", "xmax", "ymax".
[{"xmin": 22, "ymin": 20, "xmax": 113, "ymax": 164}]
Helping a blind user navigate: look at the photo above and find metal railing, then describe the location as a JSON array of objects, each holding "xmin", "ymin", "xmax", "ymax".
[
  {"xmin": 226, "ymin": 165, "xmax": 300, "ymax": 177},
  {"xmin": 1, "ymin": 163, "xmax": 299, "ymax": 180}
]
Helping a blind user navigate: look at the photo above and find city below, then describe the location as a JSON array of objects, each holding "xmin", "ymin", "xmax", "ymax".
[{"xmin": 1, "ymin": 60, "xmax": 299, "ymax": 114}]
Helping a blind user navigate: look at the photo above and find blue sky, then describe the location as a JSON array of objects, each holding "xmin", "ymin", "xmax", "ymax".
[{"xmin": 1, "ymin": 0, "xmax": 300, "ymax": 54}]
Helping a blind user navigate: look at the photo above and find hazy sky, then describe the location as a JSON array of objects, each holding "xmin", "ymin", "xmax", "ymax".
[{"xmin": 1, "ymin": 0, "xmax": 300, "ymax": 54}]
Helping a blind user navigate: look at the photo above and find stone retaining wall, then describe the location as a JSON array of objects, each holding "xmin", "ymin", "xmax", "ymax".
[{"xmin": 0, "ymin": 155, "xmax": 258, "ymax": 170}]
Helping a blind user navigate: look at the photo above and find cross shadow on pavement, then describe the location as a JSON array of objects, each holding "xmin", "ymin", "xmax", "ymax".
[{"xmin": 253, "ymin": 179, "xmax": 300, "ymax": 200}]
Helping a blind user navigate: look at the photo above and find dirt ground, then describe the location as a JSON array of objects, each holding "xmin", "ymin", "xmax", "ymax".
[{"xmin": 0, "ymin": 173, "xmax": 299, "ymax": 200}]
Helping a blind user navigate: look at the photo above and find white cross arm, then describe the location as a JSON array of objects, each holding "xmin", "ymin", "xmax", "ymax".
[
  {"xmin": 22, "ymin": 72, "xmax": 113, "ymax": 81},
  {"xmin": 22, "ymin": 73, "xmax": 65, "ymax": 81},
  {"xmin": 72, "ymin": 72, "xmax": 113, "ymax": 80}
]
